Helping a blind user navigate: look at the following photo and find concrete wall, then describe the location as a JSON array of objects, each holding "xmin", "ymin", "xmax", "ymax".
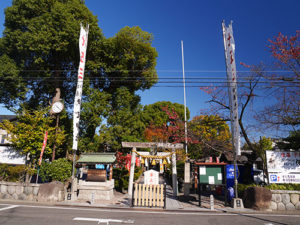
[
  {"xmin": 0, "ymin": 181, "xmax": 40, "ymax": 201},
  {"xmin": 269, "ymin": 190, "xmax": 300, "ymax": 211}
]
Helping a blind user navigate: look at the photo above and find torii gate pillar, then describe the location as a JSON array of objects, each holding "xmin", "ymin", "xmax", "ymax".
[
  {"xmin": 128, "ymin": 147, "xmax": 136, "ymax": 197},
  {"xmin": 172, "ymin": 148, "xmax": 178, "ymax": 196}
]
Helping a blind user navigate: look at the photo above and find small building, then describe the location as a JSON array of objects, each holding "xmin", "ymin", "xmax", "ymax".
[
  {"xmin": 0, "ymin": 115, "xmax": 25, "ymax": 165},
  {"xmin": 75, "ymin": 153, "xmax": 116, "ymax": 201}
]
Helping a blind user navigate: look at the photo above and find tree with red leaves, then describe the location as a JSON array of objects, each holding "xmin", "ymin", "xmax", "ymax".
[{"xmin": 258, "ymin": 31, "xmax": 300, "ymax": 128}]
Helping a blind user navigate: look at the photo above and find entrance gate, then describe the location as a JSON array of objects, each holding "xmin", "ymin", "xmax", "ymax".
[{"xmin": 122, "ymin": 142, "xmax": 183, "ymax": 203}]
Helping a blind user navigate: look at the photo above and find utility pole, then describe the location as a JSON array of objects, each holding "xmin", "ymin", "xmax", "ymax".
[{"xmin": 181, "ymin": 41, "xmax": 190, "ymax": 196}]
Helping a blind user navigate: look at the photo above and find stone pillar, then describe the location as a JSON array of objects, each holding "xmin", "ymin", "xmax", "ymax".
[
  {"xmin": 71, "ymin": 178, "xmax": 78, "ymax": 201},
  {"xmin": 128, "ymin": 147, "xmax": 136, "ymax": 197},
  {"xmin": 184, "ymin": 160, "xmax": 190, "ymax": 196},
  {"xmin": 172, "ymin": 148, "xmax": 178, "ymax": 197}
]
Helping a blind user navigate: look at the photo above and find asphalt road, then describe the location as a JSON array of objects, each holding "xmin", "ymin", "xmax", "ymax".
[{"xmin": 1, "ymin": 203, "xmax": 300, "ymax": 225}]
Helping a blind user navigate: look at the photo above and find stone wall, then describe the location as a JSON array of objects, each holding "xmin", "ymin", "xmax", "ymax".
[
  {"xmin": 269, "ymin": 190, "xmax": 300, "ymax": 211},
  {"xmin": 0, "ymin": 181, "xmax": 40, "ymax": 201}
]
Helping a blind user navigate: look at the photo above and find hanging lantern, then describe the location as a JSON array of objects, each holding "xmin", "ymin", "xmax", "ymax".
[
  {"xmin": 141, "ymin": 157, "xmax": 145, "ymax": 164},
  {"xmin": 163, "ymin": 158, "xmax": 168, "ymax": 165},
  {"xmin": 151, "ymin": 159, "xmax": 156, "ymax": 166}
]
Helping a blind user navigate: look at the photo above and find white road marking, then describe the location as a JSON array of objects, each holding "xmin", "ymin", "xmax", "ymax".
[
  {"xmin": 0, "ymin": 205, "xmax": 19, "ymax": 212},
  {"xmin": 73, "ymin": 217, "xmax": 134, "ymax": 224},
  {"xmin": 0, "ymin": 203, "xmax": 300, "ymax": 218}
]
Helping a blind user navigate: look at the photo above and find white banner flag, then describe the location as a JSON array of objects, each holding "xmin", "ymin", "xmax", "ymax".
[
  {"xmin": 222, "ymin": 21, "xmax": 240, "ymax": 156},
  {"xmin": 72, "ymin": 24, "xmax": 89, "ymax": 151}
]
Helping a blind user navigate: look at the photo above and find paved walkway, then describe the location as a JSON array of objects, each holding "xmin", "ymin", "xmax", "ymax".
[{"xmin": 56, "ymin": 175, "xmax": 252, "ymax": 212}]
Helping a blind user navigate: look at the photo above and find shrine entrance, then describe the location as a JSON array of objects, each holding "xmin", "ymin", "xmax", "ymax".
[{"xmin": 122, "ymin": 142, "xmax": 183, "ymax": 199}]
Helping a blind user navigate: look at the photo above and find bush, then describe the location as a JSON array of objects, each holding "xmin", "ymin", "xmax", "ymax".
[
  {"xmin": 0, "ymin": 164, "xmax": 35, "ymax": 182},
  {"xmin": 238, "ymin": 183, "xmax": 258, "ymax": 198},
  {"xmin": 265, "ymin": 183, "xmax": 300, "ymax": 191},
  {"xmin": 238, "ymin": 183, "xmax": 300, "ymax": 197},
  {"xmin": 113, "ymin": 167, "xmax": 129, "ymax": 192},
  {"xmin": 113, "ymin": 166, "xmax": 144, "ymax": 192},
  {"xmin": 39, "ymin": 158, "xmax": 72, "ymax": 183}
]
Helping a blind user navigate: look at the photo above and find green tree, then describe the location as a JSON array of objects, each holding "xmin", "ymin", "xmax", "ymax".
[
  {"xmin": 0, "ymin": 109, "xmax": 66, "ymax": 175},
  {"xmin": 142, "ymin": 101, "xmax": 190, "ymax": 143},
  {"xmin": 0, "ymin": 1, "xmax": 158, "ymax": 154},
  {"xmin": 99, "ymin": 87, "xmax": 146, "ymax": 151},
  {"xmin": 253, "ymin": 136, "xmax": 273, "ymax": 182},
  {"xmin": 188, "ymin": 115, "xmax": 231, "ymax": 159},
  {"xmin": 142, "ymin": 101, "xmax": 190, "ymax": 127},
  {"xmin": 276, "ymin": 130, "xmax": 300, "ymax": 150},
  {"xmin": 0, "ymin": 0, "xmax": 103, "ymax": 110}
]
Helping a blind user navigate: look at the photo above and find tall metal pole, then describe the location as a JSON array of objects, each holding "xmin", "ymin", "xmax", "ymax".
[
  {"xmin": 181, "ymin": 41, "xmax": 188, "ymax": 155},
  {"xmin": 52, "ymin": 114, "xmax": 60, "ymax": 161},
  {"xmin": 182, "ymin": 41, "xmax": 190, "ymax": 197}
]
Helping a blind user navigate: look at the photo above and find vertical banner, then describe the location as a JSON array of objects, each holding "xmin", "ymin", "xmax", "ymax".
[
  {"xmin": 72, "ymin": 24, "xmax": 89, "ymax": 151},
  {"xmin": 38, "ymin": 131, "xmax": 48, "ymax": 166},
  {"xmin": 222, "ymin": 21, "xmax": 241, "ymax": 156}
]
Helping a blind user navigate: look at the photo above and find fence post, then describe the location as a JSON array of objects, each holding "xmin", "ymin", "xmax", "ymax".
[
  {"xmin": 164, "ymin": 183, "xmax": 167, "ymax": 209},
  {"xmin": 131, "ymin": 183, "xmax": 135, "ymax": 207}
]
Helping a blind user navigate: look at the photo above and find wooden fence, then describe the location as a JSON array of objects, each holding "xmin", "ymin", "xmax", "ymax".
[{"xmin": 132, "ymin": 183, "xmax": 166, "ymax": 208}]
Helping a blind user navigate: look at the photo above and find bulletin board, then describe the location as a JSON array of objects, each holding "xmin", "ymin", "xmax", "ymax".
[{"xmin": 198, "ymin": 165, "xmax": 225, "ymax": 185}]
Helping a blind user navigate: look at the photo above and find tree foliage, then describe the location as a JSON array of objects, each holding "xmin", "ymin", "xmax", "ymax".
[
  {"xmin": 0, "ymin": 108, "xmax": 66, "ymax": 166},
  {"xmin": 0, "ymin": 1, "xmax": 159, "ymax": 154},
  {"xmin": 257, "ymin": 31, "xmax": 300, "ymax": 128},
  {"xmin": 0, "ymin": 0, "xmax": 103, "ymax": 109},
  {"xmin": 143, "ymin": 102, "xmax": 190, "ymax": 143},
  {"xmin": 39, "ymin": 158, "xmax": 72, "ymax": 182},
  {"xmin": 188, "ymin": 115, "xmax": 231, "ymax": 159},
  {"xmin": 277, "ymin": 130, "xmax": 300, "ymax": 150}
]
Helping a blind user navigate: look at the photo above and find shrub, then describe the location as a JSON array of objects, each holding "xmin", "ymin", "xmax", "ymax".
[
  {"xmin": 237, "ymin": 183, "xmax": 258, "ymax": 197},
  {"xmin": 39, "ymin": 158, "xmax": 72, "ymax": 183},
  {"xmin": 265, "ymin": 183, "xmax": 300, "ymax": 191},
  {"xmin": 237, "ymin": 183, "xmax": 300, "ymax": 198},
  {"xmin": 0, "ymin": 164, "xmax": 35, "ymax": 182},
  {"xmin": 113, "ymin": 167, "xmax": 129, "ymax": 192},
  {"xmin": 113, "ymin": 166, "xmax": 144, "ymax": 192}
]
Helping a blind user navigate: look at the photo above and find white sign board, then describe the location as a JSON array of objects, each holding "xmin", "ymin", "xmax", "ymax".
[
  {"xmin": 266, "ymin": 151, "xmax": 300, "ymax": 184},
  {"xmin": 208, "ymin": 176, "xmax": 215, "ymax": 184},
  {"xmin": 0, "ymin": 147, "xmax": 25, "ymax": 165},
  {"xmin": 269, "ymin": 173, "xmax": 300, "ymax": 184},
  {"xmin": 144, "ymin": 169, "xmax": 159, "ymax": 185},
  {"xmin": 266, "ymin": 151, "xmax": 300, "ymax": 173},
  {"xmin": 199, "ymin": 166, "xmax": 206, "ymax": 175}
]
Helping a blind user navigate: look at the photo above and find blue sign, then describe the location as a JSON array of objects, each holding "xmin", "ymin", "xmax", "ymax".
[
  {"xmin": 95, "ymin": 164, "xmax": 105, "ymax": 169},
  {"xmin": 270, "ymin": 174, "xmax": 278, "ymax": 182},
  {"xmin": 226, "ymin": 165, "xmax": 238, "ymax": 179}
]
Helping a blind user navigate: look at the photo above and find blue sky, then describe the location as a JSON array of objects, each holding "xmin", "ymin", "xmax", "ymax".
[{"xmin": 0, "ymin": 0, "xmax": 299, "ymax": 139}]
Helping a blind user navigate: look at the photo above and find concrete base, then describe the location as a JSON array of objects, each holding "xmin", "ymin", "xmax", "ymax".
[
  {"xmin": 183, "ymin": 183, "xmax": 190, "ymax": 196},
  {"xmin": 232, "ymin": 198, "xmax": 244, "ymax": 209},
  {"xmin": 77, "ymin": 179, "xmax": 114, "ymax": 201}
]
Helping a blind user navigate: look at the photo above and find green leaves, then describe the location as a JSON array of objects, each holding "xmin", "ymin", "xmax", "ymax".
[
  {"xmin": 39, "ymin": 158, "xmax": 72, "ymax": 182},
  {"xmin": 0, "ymin": 108, "xmax": 66, "ymax": 164}
]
